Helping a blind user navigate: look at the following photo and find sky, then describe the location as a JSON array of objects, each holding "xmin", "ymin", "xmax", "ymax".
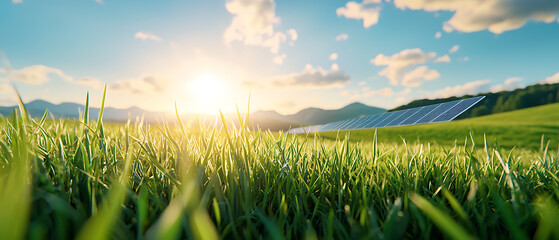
[{"xmin": 1, "ymin": 0, "xmax": 559, "ymax": 115}]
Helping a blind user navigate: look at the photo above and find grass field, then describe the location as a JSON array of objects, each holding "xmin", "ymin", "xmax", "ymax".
[
  {"xmin": 318, "ymin": 102, "xmax": 559, "ymax": 150},
  {"xmin": 1, "ymin": 92, "xmax": 559, "ymax": 239}
]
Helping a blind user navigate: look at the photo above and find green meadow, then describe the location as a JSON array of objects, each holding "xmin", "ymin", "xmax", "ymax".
[{"xmin": 1, "ymin": 91, "xmax": 559, "ymax": 239}]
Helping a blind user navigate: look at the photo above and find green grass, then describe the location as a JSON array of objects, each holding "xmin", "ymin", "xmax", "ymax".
[
  {"xmin": 1, "ymin": 92, "xmax": 559, "ymax": 239},
  {"xmin": 319, "ymin": 102, "xmax": 559, "ymax": 150}
]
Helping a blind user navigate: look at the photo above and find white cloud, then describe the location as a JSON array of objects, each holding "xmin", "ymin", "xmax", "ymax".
[
  {"xmin": 134, "ymin": 32, "xmax": 162, "ymax": 42},
  {"xmin": 287, "ymin": 29, "xmax": 298, "ymax": 41},
  {"xmin": 371, "ymin": 48, "xmax": 437, "ymax": 86},
  {"xmin": 434, "ymin": 55, "xmax": 450, "ymax": 63},
  {"xmin": 336, "ymin": 1, "xmax": 381, "ymax": 28},
  {"xmin": 402, "ymin": 66, "xmax": 440, "ymax": 87},
  {"xmin": 224, "ymin": 0, "xmax": 293, "ymax": 53},
  {"xmin": 461, "ymin": 56, "xmax": 469, "ymax": 61},
  {"xmin": 363, "ymin": 87, "xmax": 394, "ymax": 97},
  {"xmin": 341, "ymin": 87, "xmax": 394, "ymax": 100},
  {"xmin": 110, "ymin": 76, "xmax": 170, "ymax": 95},
  {"xmin": 0, "ymin": 56, "xmax": 169, "ymax": 96},
  {"xmin": 358, "ymin": 81, "xmax": 367, "ymax": 86},
  {"xmin": 331, "ymin": 63, "xmax": 340, "ymax": 71},
  {"xmin": 434, "ymin": 80, "xmax": 491, "ymax": 98},
  {"xmin": 94, "ymin": 0, "xmax": 103, "ymax": 4},
  {"xmin": 449, "ymin": 45, "xmax": 459, "ymax": 53},
  {"xmin": 273, "ymin": 54, "xmax": 286, "ymax": 65},
  {"xmin": 75, "ymin": 76, "xmax": 105, "ymax": 90},
  {"xmin": 329, "ymin": 53, "xmax": 338, "ymax": 61},
  {"xmin": 393, "ymin": 0, "xmax": 559, "ymax": 34},
  {"xmin": 544, "ymin": 72, "xmax": 559, "ymax": 84},
  {"xmin": 0, "ymin": 83, "xmax": 16, "ymax": 107},
  {"xmin": 395, "ymin": 88, "xmax": 412, "ymax": 103},
  {"xmin": 12, "ymin": 0, "xmax": 22, "ymax": 4},
  {"xmin": 435, "ymin": 32, "xmax": 442, "ymax": 38},
  {"xmin": 272, "ymin": 64, "xmax": 351, "ymax": 88},
  {"xmin": 336, "ymin": 33, "xmax": 349, "ymax": 41},
  {"xmin": 8, "ymin": 65, "xmax": 73, "ymax": 85},
  {"xmin": 491, "ymin": 77, "xmax": 523, "ymax": 92}
]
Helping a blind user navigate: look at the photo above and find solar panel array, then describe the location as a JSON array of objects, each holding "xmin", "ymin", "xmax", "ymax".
[{"xmin": 288, "ymin": 96, "xmax": 485, "ymax": 134}]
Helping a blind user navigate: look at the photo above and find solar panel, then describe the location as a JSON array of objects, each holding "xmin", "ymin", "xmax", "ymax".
[
  {"xmin": 431, "ymin": 96, "xmax": 484, "ymax": 123},
  {"xmin": 287, "ymin": 96, "xmax": 485, "ymax": 134}
]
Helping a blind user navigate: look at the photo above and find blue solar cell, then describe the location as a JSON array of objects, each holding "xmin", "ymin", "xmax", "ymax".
[
  {"xmin": 336, "ymin": 119, "xmax": 356, "ymax": 130},
  {"xmin": 342, "ymin": 116, "xmax": 364, "ymax": 130},
  {"xmin": 355, "ymin": 115, "xmax": 380, "ymax": 129},
  {"xmin": 373, "ymin": 112, "xmax": 398, "ymax": 128},
  {"xmin": 378, "ymin": 111, "xmax": 406, "ymax": 127},
  {"xmin": 353, "ymin": 114, "xmax": 380, "ymax": 129},
  {"xmin": 325, "ymin": 120, "xmax": 346, "ymax": 131},
  {"xmin": 365, "ymin": 112, "xmax": 393, "ymax": 128},
  {"xmin": 414, "ymin": 101, "xmax": 461, "ymax": 124},
  {"xmin": 348, "ymin": 117, "xmax": 369, "ymax": 129},
  {"xmin": 391, "ymin": 107, "xmax": 421, "ymax": 126},
  {"xmin": 325, "ymin": 121, "xmax": 342, "ymax": 130},
  {"xmin": 339, "ymin": 118, "xmax": 359, "ymax": 130},
  {"xmin": 431, "ymin": 97, "xmax": 484, "ymax": 122},
  {"xmin": 385, "ymin": 108, "xmax": 417, "ymax": 127},
  {"xmin": 319, "ymin": 122, "xmax": 336, "ymax": 131},
  {"xmin": 399, "ymin": 104, "xmax": 436, "ymax": 125}
]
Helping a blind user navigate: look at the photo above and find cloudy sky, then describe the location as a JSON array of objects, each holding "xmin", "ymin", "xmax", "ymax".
[{"xmin": 1, "ymin": 0, "xmax": 559, "ymax": 114}]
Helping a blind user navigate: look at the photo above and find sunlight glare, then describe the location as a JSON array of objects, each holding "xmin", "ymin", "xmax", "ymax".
[{"xmin": 185, "ymin": 74, "xmax": 228, "ymax": 114}]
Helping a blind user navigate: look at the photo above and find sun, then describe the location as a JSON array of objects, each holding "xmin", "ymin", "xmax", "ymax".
[
  {"xmin": 187, "ymin": 74, "xmax": 225, "ymax": 98},
  {"xmin": 185, "ymin": 74, "xmax": 228, "ymax": 114}
]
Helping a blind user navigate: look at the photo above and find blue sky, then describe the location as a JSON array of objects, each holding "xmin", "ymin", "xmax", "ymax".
[{"xmin": 1, "ymin": 0, "xmax": 559, "ymax": 114}]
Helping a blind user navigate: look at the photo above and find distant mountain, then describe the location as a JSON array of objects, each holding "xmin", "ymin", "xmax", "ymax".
[
  {"xmin": 0, "ymin": 100, "xmax": 164, "ymax": 122},
  {"xmin": 251, "ymin": 102, "xmax": 386, "ymax": 129},
  {"xmin": 0, "ymin": 100, "xmax": 386, "ymax": 131}
]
